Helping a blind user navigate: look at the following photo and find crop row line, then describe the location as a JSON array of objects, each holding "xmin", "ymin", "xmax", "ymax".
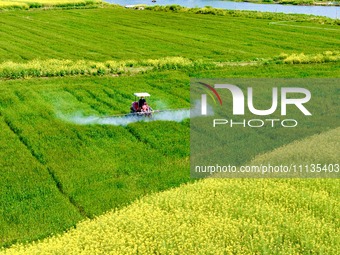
[
  {"xmin": 3, "ymin": 117, "xmax": 89, "ymax": 218},
  {"xmin": 91, "ymin": 78, "xmax": 136, "ymax": 101},
  {"xmin": 63, "ymin": 87, "xmax": 107, "ymax": 114},
  {"xmin": 124, "ymin": 126, "xmax": 157, "ymax": 151},
  {"xmin": 84, "ymin": 89, "xmax": 115, "ymax": 108}
]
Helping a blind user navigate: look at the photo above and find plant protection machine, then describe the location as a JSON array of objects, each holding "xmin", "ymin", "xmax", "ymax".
[
  {"xmin": 101, "ymin": 92, "xmax": 189, "ymax": 119},
  {"xmin": 100, "ymin": 92, "xmax": 157, "ymax": 119},
  {"xmin": 129, "ymin": 92, "xmax": 154, "ymax": 117}
]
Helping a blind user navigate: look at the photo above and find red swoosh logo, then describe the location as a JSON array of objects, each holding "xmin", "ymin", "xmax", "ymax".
[{"xmin": 198, "ymin": 82, "xmax": 223, "ymax": 105}]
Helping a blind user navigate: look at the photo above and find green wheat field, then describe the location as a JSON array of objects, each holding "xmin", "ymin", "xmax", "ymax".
[{"xmin": 0, "ymin": 2, "xmax": 339, "ymax": 254}]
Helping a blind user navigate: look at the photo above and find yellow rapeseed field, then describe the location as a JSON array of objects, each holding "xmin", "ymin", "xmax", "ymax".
[
  {"xmin": 279, "ymin": 51, "xmax": 340, "ymax": 64},
  {"xmin": 1, "ymin": 128, "xmax": 339, "ymax": 254}
]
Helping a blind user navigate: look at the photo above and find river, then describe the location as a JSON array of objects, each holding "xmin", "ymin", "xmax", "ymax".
[{"xmin": 106, "ymin": 0, "xmax": 340, "ymax": 19}]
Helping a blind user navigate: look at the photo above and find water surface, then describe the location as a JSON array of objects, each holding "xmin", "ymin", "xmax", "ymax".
[{"xmin": 106, "ymin": 0, "xmax": 340, "ymax": 18}]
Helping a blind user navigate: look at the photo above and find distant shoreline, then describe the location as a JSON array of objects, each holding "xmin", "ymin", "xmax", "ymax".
[{"xmin": 221, "ymin": 0, "xmax": 340, "ymax": 7}]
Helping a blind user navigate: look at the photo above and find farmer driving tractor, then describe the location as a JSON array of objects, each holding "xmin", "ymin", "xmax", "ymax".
[
  {"xmin": 138, "ymin": 96, "xmax": 146, "ymax": 109},
  {"xmin": 130, "ymin": 93, "xmax": 152, "ymax": 116}
]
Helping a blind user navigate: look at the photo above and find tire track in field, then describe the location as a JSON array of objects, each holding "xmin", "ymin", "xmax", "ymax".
[
  {"xmin": 2, "ymin": 114, "xmax": 89, "ymax": 219},
  {"xmin": 124, "ymin": 125, "xmax": 158, "ymax": 152},
  {"xmin": 63, "ymin": 87, "xmax": 107, "ymax": 115},
  {"xmin": 269, "ymin": 21, "xmax": 340, "ymax": 31},
  {"xmin": 95, "ymin": 78, "xmax": 190, "ymax": 108},
  {"xmin": 145, "ymin": 80, "xmax": 190, "ymax": 104},
  {"xmin": 62, "ymin": 86, "xmax": 130, "ymax": 117},
  {"xmin": 83, "ymin": 88, "xmax": 117, "ymax": 110}
]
